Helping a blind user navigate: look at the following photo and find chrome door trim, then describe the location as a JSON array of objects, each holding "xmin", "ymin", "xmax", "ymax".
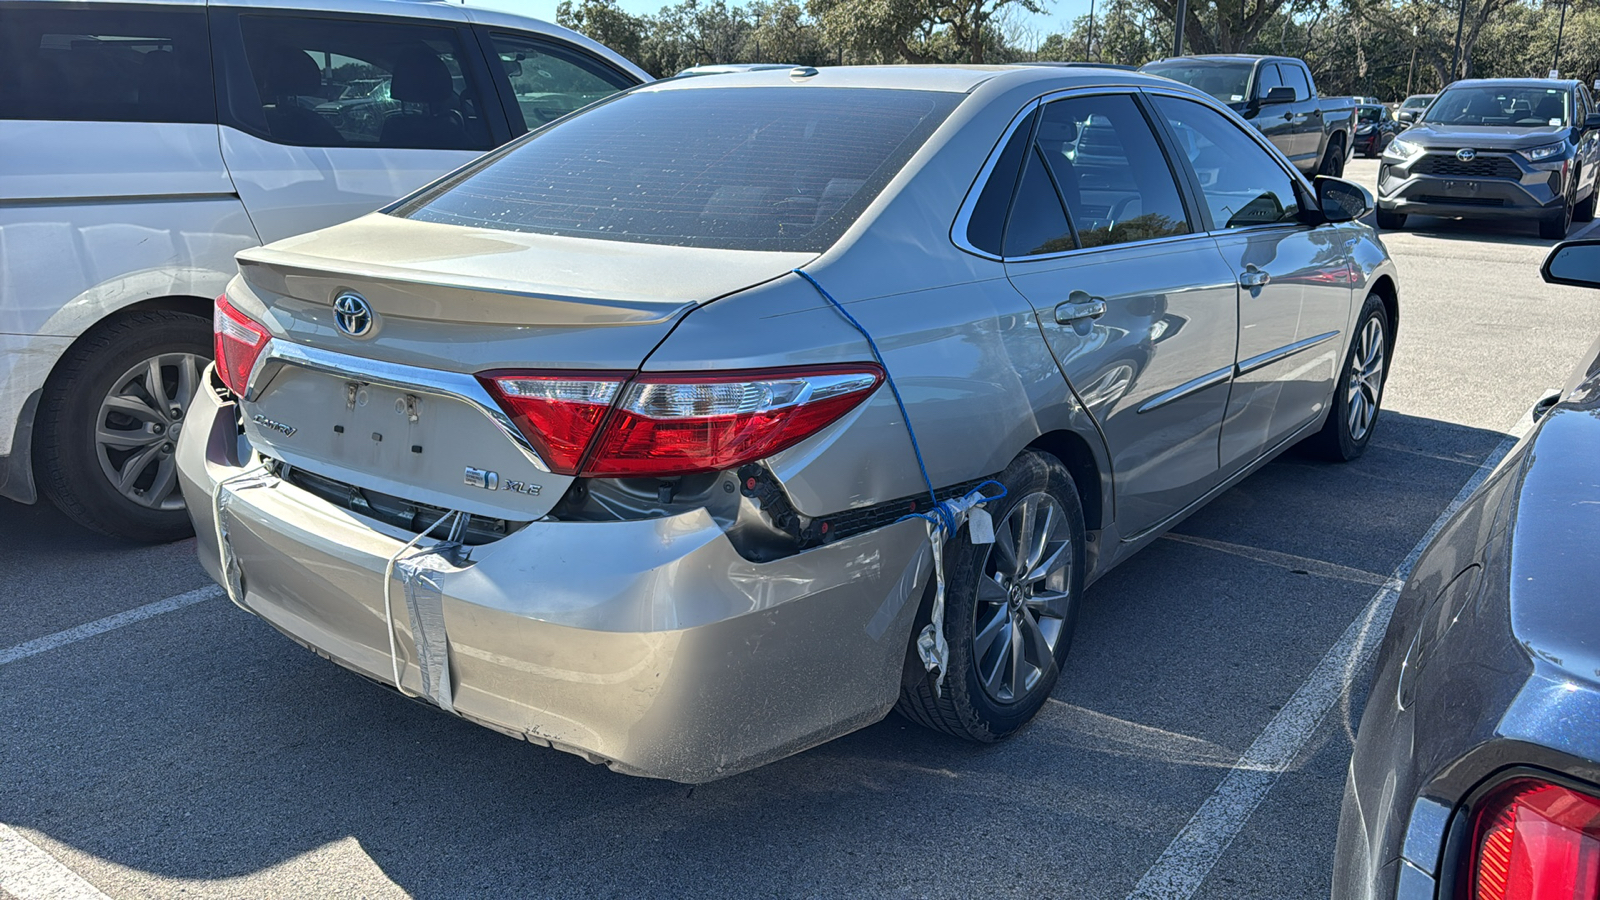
[
  {"xmin": 245, "ymin": 342, "xmax": 552, "ymax": 471},
  {"xmin": 1136, "ymin": 364, "xmax": 1234, "ymax": 414},
  {"xmin": 1235, "ymin": 330, "xmax": 1340, "ymax": 377}
]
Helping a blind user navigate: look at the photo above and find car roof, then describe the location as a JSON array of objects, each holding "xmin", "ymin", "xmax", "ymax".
[
  {"xmin": 1143, "ymin": 54, "xmax": 1291, "ymax": 65},
  {"xmin": 1445, "ymin": 78, "xmax": 1579, "ymax": 89},
  {"xmin": 638, "ymin": 63, "xmax": 1182, "ymax": 95}
]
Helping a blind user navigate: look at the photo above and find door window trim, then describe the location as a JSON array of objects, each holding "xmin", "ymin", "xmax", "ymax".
[{"xmin": 950, "ymin": 86, "xmax": 1209, "ymax": 264}]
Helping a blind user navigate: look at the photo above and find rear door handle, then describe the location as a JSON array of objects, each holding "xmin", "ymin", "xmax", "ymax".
[
  {"xmin": 1054, "ymin": 291, "xmax": 1107, "ymax": 324},
  {"xmin": 1239, "ymin": 266, "xmax": 1271, "ymax": 288}
]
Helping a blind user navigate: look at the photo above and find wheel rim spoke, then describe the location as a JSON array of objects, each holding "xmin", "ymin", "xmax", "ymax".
[
  {"xmin": 145, "ymin": 357, "xmax": 174, "ymax": 415},
  {"xmin": 142, "ymin": 456, "xmax": 178, "ymax": 507},
  {"xmin": 101, "ymin": 394, "xmax": 165, "ymax": 426},
  {"xmin": 1017, "ymin": 608, "xmax": 1054, "ymax": 675},
  {"xmin": 116, "ymin": 443, "xmax": 161, "ymax": 492}
]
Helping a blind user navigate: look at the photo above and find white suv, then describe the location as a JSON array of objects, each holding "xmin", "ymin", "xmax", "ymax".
[{"xmin": 0, "ymin": 0, "xmax": 646, "ymax": 540}]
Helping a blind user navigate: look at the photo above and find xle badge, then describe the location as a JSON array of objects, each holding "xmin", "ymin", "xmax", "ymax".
[{"xmin": 464, "ymin": 467, "xmax": 541, "ymax": 496}]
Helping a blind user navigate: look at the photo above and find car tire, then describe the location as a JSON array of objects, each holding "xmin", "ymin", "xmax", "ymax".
[
  {"xmin": 1575, "ymin": 186, "xmax": 1596, "ymax": 223},
  {"xmin": 895, "ymin": 450, "xmax": 1086, "ymax": 742},
  {"xmin": 1302, "ymin": 294, "xmax": 1389, "ymax": 462},
  {"xmin": 34, "ymin": 310, "xmax": 210, "ymax": 542},
  {"xmin": 1318, "ymin": 134, "xmax": 1346, "ymax": 177},
  {"xmin": 1375, "ymin": 207, "xmax": 1406, "ymax": 230}
]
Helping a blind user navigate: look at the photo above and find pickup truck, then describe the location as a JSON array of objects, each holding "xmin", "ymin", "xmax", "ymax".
[{"xmin": 1139, "ymin": 54, "xmax": 1357, "ymax": 177}]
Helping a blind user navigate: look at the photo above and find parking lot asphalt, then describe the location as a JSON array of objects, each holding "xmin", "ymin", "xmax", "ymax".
[{"xmin": 5, "ymin": 158, "xmax": 1600, "ymax": 899}]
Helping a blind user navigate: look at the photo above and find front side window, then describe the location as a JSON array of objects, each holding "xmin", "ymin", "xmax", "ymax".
[
  {"xmin": 1254, "ymin": 64, "xmax": 1285, "ymax": 100},
  {"xmin": 398, "ymin": 86, "xmax": 959, "ymax": 252},
  {"xmin": 1424, "ymin": 86, "xmax": 1570, "ymax": 127},
  {"xmin": 1032, "ymin": 94, "xmax": 1191, "ymax": 249},
  {"xmin": 1152, "ymin": 94, "xmax": 1302, "ymax": 230},
  {"xmin": 0, "ymin": 4, "xmax": 212, "ymax": 123},
  {"xmin": 486, "ymin": 33, "xmax": 633, "ymax": 133},
  {"xmin": 236, "ymin": 14, "xmax": 492, "ymax": 149}
]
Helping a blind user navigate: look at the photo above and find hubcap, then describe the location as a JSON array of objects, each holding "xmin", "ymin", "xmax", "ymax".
[
  {"xmin": 94, "ymin": 353, "xmax": 203, "ymax": 510},
  {"xmin": 973, "ymin": 492, "xmax": 1074, "ymax": 705},
  {"xmin": 1345, "ymin": 317, "xmax": 1385, "ymax": 443}
]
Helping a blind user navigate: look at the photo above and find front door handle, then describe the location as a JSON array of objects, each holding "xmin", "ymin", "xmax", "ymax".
[
  {"xmin": 1239, "ymin": 265, "xmax": 1272, "ymax": 288},
  {"xmin": 1054, "ymin": 291, "xmax": 1107, "ymax": 324},
  {"xmin": 1283, "ymin": 112, "xmax": 1294, "ymax": 121}
]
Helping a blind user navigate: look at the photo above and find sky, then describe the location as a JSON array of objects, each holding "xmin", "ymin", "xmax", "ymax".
[{"xmin": 477, "ymin": 0, "xmax": 1098, "ymax": 47}]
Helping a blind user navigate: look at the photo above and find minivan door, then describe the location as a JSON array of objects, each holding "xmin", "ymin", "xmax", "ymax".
[
  {"xmin": 1148, "ymin": 92, "xmax": 1356, "ymax": 471},
  {"xmin": 211, "ymin": 8, "xmax": 509, "ymax": 244},
  {"xmin": 1002, "ymin": 93, "xmax": 1239, "ymax": 538}
]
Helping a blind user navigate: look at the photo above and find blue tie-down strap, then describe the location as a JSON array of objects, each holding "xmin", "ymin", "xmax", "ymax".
[{"xmin": 792, "ymin": 268, "xmax": 1008, "ymax": 695}]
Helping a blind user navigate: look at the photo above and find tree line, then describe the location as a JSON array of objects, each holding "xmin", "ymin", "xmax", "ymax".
[{"xmin": 558, "ymin": 0, "xmax": 1600, "ymax": 100}]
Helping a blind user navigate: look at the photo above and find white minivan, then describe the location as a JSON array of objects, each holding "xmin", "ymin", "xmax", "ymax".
[{"xmin": 0, "ymin": 0, "xmax": 647, "ymax": 539}]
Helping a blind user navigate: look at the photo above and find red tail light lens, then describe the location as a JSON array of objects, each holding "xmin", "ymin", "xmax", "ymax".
[
  {"xmin": 477, "ymin": 371, "xmax": 628, "ymax": 475},
  {"xmin": 1468, "ymin": 778, "xmax": 1600, "ymax": 900},
  {"xmin": 213, "ymin": 295, "xmax": 270, "ymax": 395},
  {"xmin": 479, "ymin": 365, "xmax": 883, "ymax": 478},
  {"xmin": 583, "ymin": 366, "xmax": 883, "ymax": 477}
]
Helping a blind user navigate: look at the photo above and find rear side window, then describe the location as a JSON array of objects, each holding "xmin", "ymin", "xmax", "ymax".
[
  {"xmin": 399, "ymin": 86, "xmax": 960, "ymax": 252},
  {"xmin": 233, "ymin": 14, "xmax": 493, "ymax": 150},
  {"xmin": 0, "ymin": 3, "xmax": 212, "ymax": 123},
  {"xmin": 964, "ymin": 109, "xmax": 1035, "ymax": 256},
  {"xmin": 485, "ymin": 32, "xmax": 634, "ymax": 133},
  {"xmin": 1033, "ymin": 94, "xmax": 1191, "ymax": 249}
]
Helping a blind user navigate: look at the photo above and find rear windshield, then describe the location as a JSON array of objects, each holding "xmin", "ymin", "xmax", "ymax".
[
  {"xmin": 1424, "ymin": 86, "xmax": 1569, "ymax": 126},
  {"xmin": 1357, "ymin": 107, "xmax": 1383, "ymax": 122},
  {"xmin": 396, "ymin": 86, "xmax": 960, "ymax": 252},
  {"xmin": 1140, "ymin": 61, "xmax": 1252, "ymax": 104}
]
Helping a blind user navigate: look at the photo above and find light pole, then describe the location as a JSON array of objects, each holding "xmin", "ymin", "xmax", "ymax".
[
  {"xmin": 1173, "ymin": 0, "xmax": 1188, "ymax": 56},
  {"xmin": 1449, "ymin": 0, "xmax": 1467, "ymax": 80},
  {"xmin": 1553, "ymin": 0, "xmax": 1570, "ymax": 77},
  {"xmin": 1087, "ymin": 0, "xmax": 1097, "ymax": 61}
]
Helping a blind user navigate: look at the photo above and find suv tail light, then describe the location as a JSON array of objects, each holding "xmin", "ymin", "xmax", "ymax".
[
  {"xmin": 214, "ymin": 296, "xmax": 271, "ymax": 395},
  {"xmin": 1467, "ymin": 778, "xmax": 1600, "ymax": 900},
  {"xmin": 478, "ymin": 365, "xmax": 883, "ymax": 477}
]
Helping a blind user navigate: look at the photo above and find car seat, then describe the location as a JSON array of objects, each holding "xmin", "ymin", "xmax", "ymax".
[
  {"xmin": 381, "ymin": 48, "xmax": 467, "ymax": 149},
  {"xmin": 1533, "ymin": 93, "xmax": 1565, "ymax": 123},
  {"xmin": 257, "ymin": 46, "xmax": 344, "ymax": 146}
]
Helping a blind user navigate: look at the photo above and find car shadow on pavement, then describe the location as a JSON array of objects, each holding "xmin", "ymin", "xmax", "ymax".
[
  {"xmin": 1388, "ymin": 214, "xmax": 1586, "ymax": 246},
  {"xmin": 0, "ymin": 410, "xmax": 1512, "ymax": 899}
]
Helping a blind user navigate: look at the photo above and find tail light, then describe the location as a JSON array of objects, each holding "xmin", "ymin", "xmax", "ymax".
[
  {"xmin": 214, "ymin": 296, "xmax": 271, "ymax": 396},
  {"xmin": 1466, "ymin": 778, "xmax": 1600, "ymax": 900},
  {"xmin": 478, "ymin": 365, "xmax": 883, "ymax": 477}
]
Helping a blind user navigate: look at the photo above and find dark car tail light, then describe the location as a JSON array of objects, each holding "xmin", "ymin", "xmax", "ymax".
[
  {"xmin": 479, "ymin": 365, "xmax": 883, "ymax": 477},
  {"xmin": 214, "ymin": 296, "xmax": 271, "ymax": 395},
  {"xmin": 1466, "ymin": 778, "xmax": 1600, "ymax": 900}
]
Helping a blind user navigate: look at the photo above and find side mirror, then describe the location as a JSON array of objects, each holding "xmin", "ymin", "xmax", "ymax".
[
  {"xmin": 1585, "ymin": 112, "xmax": 1600, "ymax": 130},
  {"xmin": 1542, "ymin": 239, "xmax": 1600, "ymax": 287},
  {"xmin": 1261, "ymin": 86, "xmax": 1296, "ymax": 105},
  {"xmin": 1315, "ymin": 176, "xmax": 1373, "ymax": 222}
]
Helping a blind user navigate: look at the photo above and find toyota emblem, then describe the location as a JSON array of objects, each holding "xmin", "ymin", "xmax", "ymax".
[
  {"xmin": 333, "ymin": 291, "xmax": 374, "ymax": 338},
  {"xmin": 1456, "ymin": 148, "xmax": 1478, "ymax": 162}
]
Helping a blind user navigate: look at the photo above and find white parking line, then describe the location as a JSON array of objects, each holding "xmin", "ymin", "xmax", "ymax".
[
  {"xmin": 0, "ymin": 585, "xmax": 222, "ymax": 667},
  {"xmin": 1126, "ymin": 427, "xmax": 1524, "ymax": 899},
  {"xmin": 0, "ymin": 823, "xmax": 110, "ymax": 900}
]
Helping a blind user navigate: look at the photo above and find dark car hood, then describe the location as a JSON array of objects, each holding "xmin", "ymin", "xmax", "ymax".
[
  {"xmin": 1402, "ymin": 123, "xmax": 1572, "ymax": 151},
  {"xmin": 1502, "ymin": 332, "xmax": 1600, "ymax": 687}
]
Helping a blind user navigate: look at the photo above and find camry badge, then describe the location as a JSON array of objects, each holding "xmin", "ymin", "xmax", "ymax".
[
  {"xmin": 333, "ymin": 291, "xmax": 374, "ymax": 338},
  {"xmin": 1456, "ymin": 148, "xmax": 1478, "ymax": 162},
  {"xmin": 252, "ymin": 413, "xmax": 297, "ymax": 437}
]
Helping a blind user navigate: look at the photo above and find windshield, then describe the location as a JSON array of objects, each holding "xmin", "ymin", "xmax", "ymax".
[
  {"xmin": 396, "ymin": 86, "xmax": 959, "ymax": 252},
  {"xmin": 1402, "ymin": 95, "xmax": 1433, "ymax": 108},
  {"xmin": 1357, "ymin": 107, "xmax": 1383, "ymax": 123},
  {"xmin": 1141, "ymin": 61, "xmax": 1252, "ymax": 104},
  {"xmin": 1423, "ymin": 86, "xmax": 1569, "ymax": 126}
]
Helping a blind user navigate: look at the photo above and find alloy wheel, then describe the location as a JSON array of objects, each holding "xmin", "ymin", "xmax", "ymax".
[
  {"xmin": 94, "ymin": 352, "xmax": 203, "ymax": 510},
  {"xmin": 1345, "ymin": 317, "xmax": 1385, "ymax": 443},
  {"xmin": 972, "ymin": 492, "xmax": 1075, "ymax": 704}
]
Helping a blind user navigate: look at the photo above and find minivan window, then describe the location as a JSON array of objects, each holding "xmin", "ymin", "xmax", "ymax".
[
  {"xmin": 0, "ymin": 4, "xmax": 212, "ymax": 123},
  {"xmin": 399, "ymin": 87, "xmax": 960, "ymax": 252},
  {"xmin": 236, "ymin": 14, "xmax": 493, "ymax": 149},
  {"xmin": 1035, "ymin": 94, "xmax": 1191, "ymax": 249},
  {"xmin": 486, "ymin": 33, "xmax": 633, "ymax": 132}
]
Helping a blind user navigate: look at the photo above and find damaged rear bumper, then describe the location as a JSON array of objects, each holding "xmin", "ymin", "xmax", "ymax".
[{"xmin": 176, "ymin": 367, "xmax": 933, "ymax": 782}]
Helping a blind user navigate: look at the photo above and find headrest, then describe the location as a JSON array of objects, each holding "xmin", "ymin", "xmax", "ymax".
[
  {"xmin": 390, "ymin": 48, "xmax": 452, "ymax": 105},
  {"xmin": 261, "ymin": 46, "xmax": 320, "ymax": 97}
]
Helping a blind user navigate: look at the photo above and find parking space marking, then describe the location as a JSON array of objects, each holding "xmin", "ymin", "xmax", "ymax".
[
  {"xmin": 1159, "ymin": 533, "xmax": 1388, "ymax": 586},
  {"xmin": 0, "ymin": 823, "xmax": 110, "ymax": 900},
  {"xmin": 1127, "ymin": 428, "xmax": 1523, "ymax": 900},
  {"xmin": 0, "ymin": 585, "xmax": 222, "ymax": 667}
]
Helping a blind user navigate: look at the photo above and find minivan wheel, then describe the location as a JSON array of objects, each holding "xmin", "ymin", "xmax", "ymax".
[
  {"xmin": 35, "ymin": 310, "xmax": 210, "ymax": 541},
  {"xmin": 895, "ymin": 450, "xmax": 1085, "ymax": 742},
  {"xmin": 1375, "ymin": 207, "xmax": 1406, "ymax": 230},
  {"xmin": 1302, "ymin": 294, "xmax": 1389, "ymax": 462}
]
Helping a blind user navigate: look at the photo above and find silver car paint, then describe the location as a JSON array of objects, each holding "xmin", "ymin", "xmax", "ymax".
[{"xmin": 179, "ymin": 66, "xmax": 1401, "ymax": 779}]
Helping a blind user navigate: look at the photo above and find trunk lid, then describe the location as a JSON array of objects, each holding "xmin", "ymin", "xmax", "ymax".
[{"xmin": 232, "ymin": 213, "xmax": 813, "ymax": 523}]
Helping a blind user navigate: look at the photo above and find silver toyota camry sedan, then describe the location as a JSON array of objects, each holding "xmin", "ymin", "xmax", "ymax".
[{"xmin": 176, "ymin": 65, "xmax": 1400, "ymax": 782}]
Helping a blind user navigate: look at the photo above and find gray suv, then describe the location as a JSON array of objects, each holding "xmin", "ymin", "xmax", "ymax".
[{"xmin": 1376, "ymin": 78, "xmax": 1600, "ymax": 238}]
